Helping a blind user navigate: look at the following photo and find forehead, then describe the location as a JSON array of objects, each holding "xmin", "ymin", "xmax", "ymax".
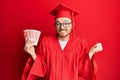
[{"xmin": 56, "ymin": 17, "xmax": 71, "ymax": 22}]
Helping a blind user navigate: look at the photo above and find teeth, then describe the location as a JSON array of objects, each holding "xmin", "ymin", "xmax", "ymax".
[
  {"xmin": 60, "ymin": 30, "xmax": 66, "ymax": 31},
  {"xmin": 60, "ymin": 30, "xmax": 66, "ymax": 32}
]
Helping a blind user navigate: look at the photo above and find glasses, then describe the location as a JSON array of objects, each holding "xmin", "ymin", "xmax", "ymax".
[{"xmin": 55, "ymin": 22, "xmax": 72, "ymax": 28}]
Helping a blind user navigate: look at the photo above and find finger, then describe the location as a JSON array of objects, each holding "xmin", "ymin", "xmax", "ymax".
[
  {"xmin": 24, "ymin": 43, "xmax": 33, "ymax": 52},
  {"xmin": 26, "ymin": 40, "xmax": 34, "ymax": 45},
  {"xmin": 24, "ymin": 45, "xmax": 33, "ymax": 53},
  {"xmin": 94, "ymin": 43, "xmax": 98, "ymax": 48},
  {"xmin": 95, "ymin": 43, "xmax": 102, "ymax": 47},
  {"xmin": 24, "ymin": 46, "xmax": 28, "ymax": 52},
  {"xmin": 97, "ymin": 43, "xmax": 103, "ymax": 51},
  {"xmin": 96, "ymin": 42, "xmax": 102, "ymax": 46},
  {"xmin": 25, "ymin": 41, "xmax": 34, "ymax": 47},
  {"xmin": 97, "ymin": 43, "xmax": 102, "ymax": 48},
  {"xmin": 25, "ymin": 43, "xmax": 32, "ymax": 47}
]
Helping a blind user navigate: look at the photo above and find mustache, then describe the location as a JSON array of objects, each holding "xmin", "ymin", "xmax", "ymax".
[{"xmin": 59, "ymin": 29, "xmax": 67, "ymax": 31}]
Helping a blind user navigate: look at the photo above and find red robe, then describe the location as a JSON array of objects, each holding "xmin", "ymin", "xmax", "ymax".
[{"xmin": 22, "ymin": 35, "xmax": 97, "ymax": 80}]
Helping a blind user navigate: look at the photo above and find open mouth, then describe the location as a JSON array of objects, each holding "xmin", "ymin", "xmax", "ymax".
[{"xmin": 59, "ymin": 29, "xmax": 67, "ymax": 32}]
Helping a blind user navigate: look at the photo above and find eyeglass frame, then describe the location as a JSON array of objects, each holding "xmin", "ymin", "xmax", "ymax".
[{"xmin": 54, "ymin": 22, "xmax": 72, "ymax": 28}]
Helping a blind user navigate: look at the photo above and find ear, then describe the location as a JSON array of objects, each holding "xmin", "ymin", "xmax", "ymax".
[{"xmin": 71, "ymin": 22, "xmax": 75, "ymax": 29}]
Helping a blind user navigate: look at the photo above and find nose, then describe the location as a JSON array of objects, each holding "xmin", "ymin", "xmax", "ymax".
[{"xmin": 60, "ymin": 24, "xmax": 65, "ymax": 29}]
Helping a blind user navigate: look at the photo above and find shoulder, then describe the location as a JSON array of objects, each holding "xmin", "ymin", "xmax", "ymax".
[
  {"xmin": 41, "ymin": 35, "xmax": 57, "ymax": 44},
  {"xmin": 73, "ymin": 36, "xmax": 87, "ymax": 44},
  {"xmin": 73, "ymin": 36, "xmax": 89, "ymax": 49},
  {"xmin": 79, "ymin": 37, "xmax": 90, "ymax": 51},
  {"xmin": 42, "ymin": 35, "xmax": 57, "ymax": 41}
]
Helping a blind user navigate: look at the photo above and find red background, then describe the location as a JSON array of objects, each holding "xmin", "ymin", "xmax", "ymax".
[{"xmin": 0, "ymin": 0, "xmax": 120, "ymax": 80}]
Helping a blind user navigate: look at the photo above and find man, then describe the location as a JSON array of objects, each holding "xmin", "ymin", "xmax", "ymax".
[{"xmin": 22, "ymin": 3, "xmax": 103, "ymax": 80}]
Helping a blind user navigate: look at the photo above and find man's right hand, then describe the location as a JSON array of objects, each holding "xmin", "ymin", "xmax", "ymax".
[{"xmin": 24, "ymin": 40, "xmax": 36, "ymax": 60}]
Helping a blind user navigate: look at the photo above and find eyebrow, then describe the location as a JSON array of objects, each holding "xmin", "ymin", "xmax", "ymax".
[
  {"xmin": 63, "ymin": 20, "xmax": 70, "ymax": 23},
  {"xmin": 55, "ymin": 20, "xmax": 71, "ymax": 23},
  {"xmin": 55, "ymin": 21, "xmax": 60, "ymax": 23}
]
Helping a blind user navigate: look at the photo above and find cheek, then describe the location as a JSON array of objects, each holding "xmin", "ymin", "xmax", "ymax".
[
  {"xmin": 66, "ymin": 28, "xmax": 72, "ymax": 34},
  {"xmin": 56, "ymin": 28, "xmax": 59, "ymax": 32},
  {"xmin": 68, "ymin": 26, "xmax": 72, "ymax": 31}
]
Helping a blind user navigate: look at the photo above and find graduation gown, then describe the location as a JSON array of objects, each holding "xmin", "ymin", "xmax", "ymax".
[{"xmin": 22, "ymin": 35, "xmax": 97, "ymax": 80}]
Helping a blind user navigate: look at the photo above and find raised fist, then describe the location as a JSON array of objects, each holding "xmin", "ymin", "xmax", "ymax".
[{"xmin": 90, "ymin": 43, "xmax": 103, "ymax": 53}]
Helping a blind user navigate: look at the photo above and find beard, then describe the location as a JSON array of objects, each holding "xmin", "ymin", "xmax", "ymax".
[{"xmin": 57, "ymin": 29, "xmax": 71, "ymax": 38}]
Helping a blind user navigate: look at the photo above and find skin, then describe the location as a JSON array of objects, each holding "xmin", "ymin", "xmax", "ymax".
[
  {"xmin": 24, "ymin": 17, "xmax": 103, "ymax": 60},
  {"xmin": 55, "ymin": 17, "xmax": 72, "ymax": 41}
]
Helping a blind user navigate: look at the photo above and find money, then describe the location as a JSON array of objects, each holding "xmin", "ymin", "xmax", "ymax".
[{"xmin": 23, "ymin": 29, "xmax": 41, "ymax": 46}]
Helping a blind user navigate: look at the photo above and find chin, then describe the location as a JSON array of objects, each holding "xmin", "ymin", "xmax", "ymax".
[{"xmin": 58, "ymin": 34, "xmax": 69, "ymax": 38}]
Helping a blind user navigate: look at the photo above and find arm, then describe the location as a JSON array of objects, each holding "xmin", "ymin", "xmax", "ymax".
[
  {"xmin": 22, "ymin": 37, "xmax": 47, "ymax": 80},
  {"xmin": 24, "ymin": 40, "xmax": 36, "ymax": 60},
  {"xmin": 22, "ymin": 41, "xmax": 36, "ymax": 80},
  {"xmin": 78, "ymin": 54, "xmax": 96, "ymax": 80},
  {"xmin": 78, "ymin": 39, "xmax": 101, "ymax": 80},
  {"xmin": 89, "ymin": 43, "xmax": 103, "ymax": 59}
]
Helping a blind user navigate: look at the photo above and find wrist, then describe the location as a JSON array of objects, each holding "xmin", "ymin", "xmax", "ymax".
[
  {"xmin": 30, "ymin": 52, "xmax": 36, "ymax": 60},
  {"xmin": 89, "ymin": 51, "xmax": 94, "ymax": 60}
]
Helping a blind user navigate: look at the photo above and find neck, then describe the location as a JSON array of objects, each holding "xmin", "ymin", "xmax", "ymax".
[{"xmin": 58, "ymin": 35, "xmax": 70, "ymax": 41}]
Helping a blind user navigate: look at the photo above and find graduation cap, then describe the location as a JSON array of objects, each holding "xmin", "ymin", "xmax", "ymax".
[
  {"xmin": 50, "ymin": 3, "xmax": 80, "ymax": 37},
  {"xmin": 50, "ymin": 3, "xmax": 80, "ymax": 19}
]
